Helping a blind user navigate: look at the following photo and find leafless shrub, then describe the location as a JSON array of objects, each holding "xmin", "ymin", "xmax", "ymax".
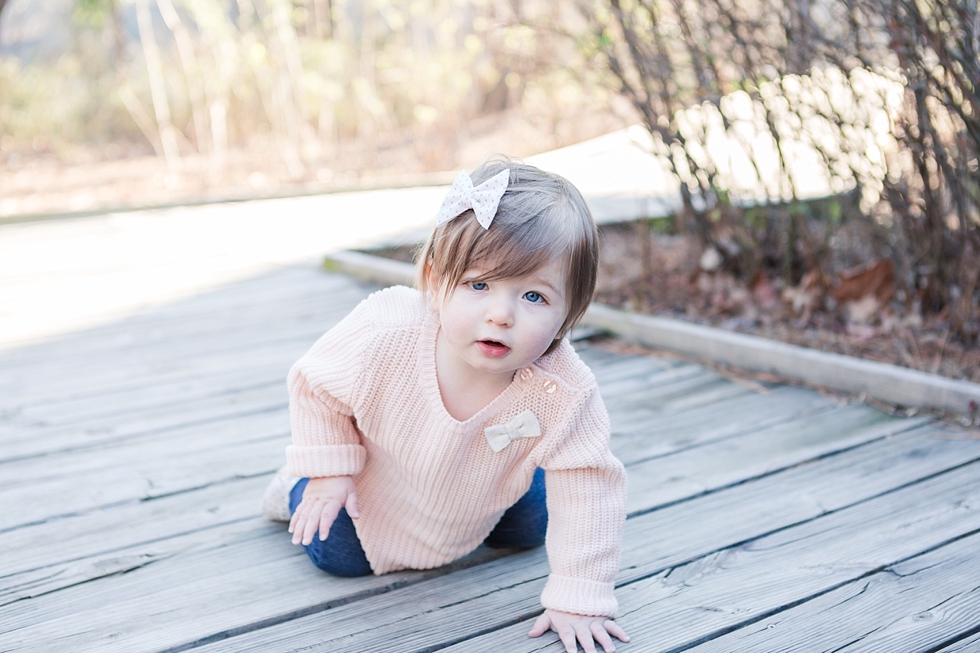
[{"xmin": 577, "ymin": 0, "xmax": 979, "ymax": 342}]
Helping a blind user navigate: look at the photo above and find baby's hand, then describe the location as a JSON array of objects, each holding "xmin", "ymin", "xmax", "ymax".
[
  {"xmin": 288, "ymin": 476, "xmax": 359, "ymax": 546},
  {"xmin": 529, "ymin": 608, "xmax": 629, "ymax": 653}
]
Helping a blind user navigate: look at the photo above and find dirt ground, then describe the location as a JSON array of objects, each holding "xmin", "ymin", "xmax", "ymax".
[{"xmin": 595, "ymin": 222, "xmax": 980, "ymax": 385}]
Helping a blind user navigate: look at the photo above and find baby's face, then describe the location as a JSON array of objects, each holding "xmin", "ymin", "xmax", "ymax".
[{"xmin": 432, "ymin": 260, "xmax": 569, "ymax": 379}]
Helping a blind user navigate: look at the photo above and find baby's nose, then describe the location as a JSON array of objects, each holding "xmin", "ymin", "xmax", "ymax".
[{"xmin": 486, "ymin": 299, "xmax": 515, "ymax": 326}]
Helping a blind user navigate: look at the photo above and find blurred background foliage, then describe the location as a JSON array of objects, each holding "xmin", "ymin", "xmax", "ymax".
[
  {"xmin": 0, "ymin": 0, "xmax": 977, "ymax": 345},
  {"xmin": 0, "ymin": 0, "xmax": 618, "ymax": 176}
]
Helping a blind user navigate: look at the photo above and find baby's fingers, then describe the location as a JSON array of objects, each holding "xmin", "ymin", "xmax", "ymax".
[
  {"xmin": 346, "ymin": 489, "xmax": 360, "ymax": 519},
  {"xmin": 591, "ymin": 622, "xmax": 616, "ymax": 653},
  {"xmin": 603, "ymin": 619, "xmax": 630, "ymax": 643},
  {"xmin": 301, "ymin": 502, "xmax": 325, "ymax": 545},
  {"xmin": 315, "ymin": 499, "xmax": 344, "ymax": 542},
  {"xmin": 558, "ymin": 624, "xmax": 580, "ymax": 653},
  {"xmin": 528, "ymin": 613, "xmax": 551, "ymax": 638},
  {"xmin": 289, "ymin": 502, "xmax": 311, "ymax": 544}
]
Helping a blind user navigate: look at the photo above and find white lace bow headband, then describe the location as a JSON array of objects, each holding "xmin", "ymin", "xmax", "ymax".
[{"xmin": 435, "ymin": 168, "xmax": 510, "ymax": 230}]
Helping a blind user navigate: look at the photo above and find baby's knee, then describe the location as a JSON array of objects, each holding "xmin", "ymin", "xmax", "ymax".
[{"xmin": 304, "ymin": 538, "xmax": 372, "ymax": 577}]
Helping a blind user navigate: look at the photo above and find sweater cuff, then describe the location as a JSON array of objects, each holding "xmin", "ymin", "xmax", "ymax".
[
  {"xmin": 540, "ymin": 574, "xmax": 618, "ymax": 617},
  {"xmin": 285, "ymin": 444, "xmax": 366, "ymax": 478}
]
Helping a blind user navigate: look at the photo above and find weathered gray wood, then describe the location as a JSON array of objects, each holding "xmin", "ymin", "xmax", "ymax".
[
  {"xmin": 1, "ymin": 412, "xmax": 954, "ymax": 652},
  {"xmin": 431, "ymin": 460, "xmax": 980, "ymax": 653},
  {"xmin": 0, "ymin": 293, "xmax": 360, "ymax": 406},
  {"xmin": 0, "ymin": 520, "xmax": 505, "ymax": 653},
  {"xmin": 322, "ymin": 249, "xmax": 416, "ymax": 287},
  {"xmin": 0, "ymin": 419, "xmax": 288, "ymax": 529},
  {"xmin": 1, "ymin": 366, "xmax": 288, "ymax": 438},
  {"xmin": 4, "ymin": 255, "xmax": 977, "ymax": 653},
  {"xmin": 597, "ymin": 362, "xmax": 713, "ymax": 398},
  {"xmin": 609, "ymin": 385, "xmax": 834, "ymax": 463},
  {"xmin": 0, "ymin": 516, "xmax": 270, "ymax": 607},
  {"xmin": 182, "ymin": 428, "xmax": 980, "ymax": 653},
  {"xmin": 0, "ymin": 272, "xmax": 365, "ymax": 375},
  {"xmin": 0, "ymin": 268, "xmax": 366, "ymax": 371},
  {"xmin": 682, "ymin": 533, "xmax": 980, "ymax": 652},
  {"xmin": 0, "ymin": 382, "xmax": 289, "ymax": 462},
  {"xmin": 0, "ymin": 476, "xmax": 270, "ymax": 578},
  {"xmin": 578, "ymin": 350, "xmax": 677, "ymax": 383},
  {"xmin": 0, "ymin": 346, "xmax": 836, "ymax": 534},
  {"xmin": 937, "ymin": 631, "xmax": 980, "ymax": 652},
  {"xmin": 623, "ymin": 405, "xmax": 929, "ymax": 515},
  {"xmin": 583, "ymin": 302, "xmax": 980, "ymax": 417},
  {"xmin": 0, "ymin": 386, "xmax": 898, "ymax": 560}
]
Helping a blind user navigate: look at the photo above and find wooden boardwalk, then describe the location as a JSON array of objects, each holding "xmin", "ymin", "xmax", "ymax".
[{"xmin": 2, "ymin": 263, "xmax": 980, "ymax": 653}]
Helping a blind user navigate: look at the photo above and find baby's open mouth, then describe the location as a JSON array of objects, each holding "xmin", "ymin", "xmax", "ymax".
[{"xmin": 477, "ymin": 339, "xmax": 510, "ymax": 357}]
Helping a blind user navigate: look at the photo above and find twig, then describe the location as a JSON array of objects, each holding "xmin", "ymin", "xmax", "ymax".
[
  {"xmin": 904, "ymin": 327, "xmax": 923, "ymax": 369},
  {"xmin": 931, "ymin": 325, "xmax": 950, "ymax": 375}
]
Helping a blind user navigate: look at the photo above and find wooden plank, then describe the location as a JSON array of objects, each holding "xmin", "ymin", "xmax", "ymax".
[
  {"xmin": 34, "ymin": 418, "xmax": 944, "ymax": 652},
  {"xmin": 936, "ymin": 631, "xmax": 980, "ymax": 652},
  {"xmin": 0, "ymin": 376, "xmax": 897, "ymax": 538},
  {"xmin": 0, "ymin": 476, "xmax": 271, "ymax": 578},
  {"xmin": 0, "ymin": 332, "xmax": 320, "ymax": 428},
  {"xmin": 609, "ymin": 386, "xmax": 834, "ymax": 464},
  {"xmin": 0, "ymin": 290, "xmax": 362, "ymax": 404},
  {"xmin": 573, "ymin": 346, "xmax": 651, "ymax": 374},
  {"xmin": 0, "ymin": 521, "xmax": 503, "ymax": 653},
  {"xmin": 682, "ymin": 532, "xmax": 980, "ymax": 652},
  {"xmin": 0, "ymin": 408, "xmax": 937, "ymax": 648},
  {"xmin": 582, "ymin": 302, "xmax": 980, "ymax": 417},
  {"xmin": 622, "ymin": 406, "xmax": 930, "ymax": 515},
  {"xmin": 429, "ymin": 459, "xmax": 980, "ymax": 653},
  {"xmin": 0, "ymin": 382, "xmax": 289, "ymax": 462},
  {"xmin": 1, "ymin": 359, "xmax": 290, "ymax": 434},
  {"xmin": 600, "ymin": 368, "xmax": 724, "ymax": 411},
  {"xmin": 0, "ymin": 271, "xmax": 365, "ymax": 373},
  {"xmin": 179, "ymin": 426, "xmax": 980, "ymax": 653},
  {"xmin": 3, "ymin": 327, "xmax": 620, "ymax": 439},
  {"xmin": 0, "ymin": 517, "xmax": 272, "ymax": 607},
  {"xmin": 597, "ymin": 363, "xmax": 713, "ymax": 399},
  {"xmin": 0, "ymin": 417, "xmax": 289, "ymax": 530},
  {"xmin": 0, "ymin": 267, "xmax": 366, "ymax": 369}
]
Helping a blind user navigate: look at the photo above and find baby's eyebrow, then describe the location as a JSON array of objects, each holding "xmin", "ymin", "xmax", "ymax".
[{"xmin": 529, "ymin": 277, "xmax": 563, "ymax": 297}]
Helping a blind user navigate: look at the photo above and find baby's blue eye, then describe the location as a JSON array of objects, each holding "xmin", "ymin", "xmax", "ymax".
[
  {"xmin": 470, "ymin": 281, "xmax": 488, "ymax": 291},
  {"xmin": 524, "ymin": 291, "xmax": 544, "ymax": 303}
]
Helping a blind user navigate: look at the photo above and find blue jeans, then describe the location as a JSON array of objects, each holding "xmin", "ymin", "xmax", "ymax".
[{"xmin": 290, "ymin": 468, "xmax": 548, "ymax": 577}]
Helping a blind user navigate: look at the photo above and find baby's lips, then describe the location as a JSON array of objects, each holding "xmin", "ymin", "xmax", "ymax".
[{"xmin": 477, "ymin": 340, "xmax": 511, "ymax": 357}]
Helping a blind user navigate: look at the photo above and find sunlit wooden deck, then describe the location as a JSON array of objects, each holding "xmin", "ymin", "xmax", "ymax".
[{"xmin": 2, "ymin": 264, "xmax": 980, "ymax": 652}]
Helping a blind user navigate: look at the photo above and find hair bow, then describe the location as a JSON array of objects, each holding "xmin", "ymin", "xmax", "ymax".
[
  {"xmin": 435, "ymin": 168, "xmax": 510, "ymax": 230},
  {"xmin": 484, "ymin": 409, "xmax": 541, "ymax": 453}
]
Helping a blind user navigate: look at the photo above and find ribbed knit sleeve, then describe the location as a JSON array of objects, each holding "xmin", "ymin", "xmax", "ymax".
[
  {"xmin": 539, "ymin": 388, "xmax": 626, "ymax": 617},
  {"xmin": 284, "ymin": 298, "xmax": 375, "ymax": 479}
]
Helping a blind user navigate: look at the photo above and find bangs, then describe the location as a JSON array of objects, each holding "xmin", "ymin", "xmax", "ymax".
[{"xmin": 468, "ymin": 212, "xmax": 576, "ymax": 285}]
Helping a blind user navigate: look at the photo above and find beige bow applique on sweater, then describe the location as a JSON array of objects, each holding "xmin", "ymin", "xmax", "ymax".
[{"xmin": 484, "ymin": 410, "xmax": 541, "ymax": 453}]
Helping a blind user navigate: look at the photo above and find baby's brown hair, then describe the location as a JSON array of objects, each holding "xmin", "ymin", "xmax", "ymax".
[{"xmin": 416, "ymin": 156, "xmax": 599, "ymax": 353}]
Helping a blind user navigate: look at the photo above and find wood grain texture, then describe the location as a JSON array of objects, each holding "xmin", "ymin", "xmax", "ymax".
[
  {"xmin": 936, "ymin": 631, "xmax": 980, "ymax": 652},
  {"xmin": 1, "ymin": 406, "xmax": 949, "ymax": 651},
  {"xmin": 432, "ymin": 460, "xmax": 980, "ymax": 653},
  {"xmin": 683, "ymin": 532, "xmax": 980, "ymax": 652},
  {"xmin": 184, "ymin": 426, "xmax": 980, "ymax": 653},
  {"xmin": 4, "ymin": 262, "xmax": 978, "ymax": 653}
]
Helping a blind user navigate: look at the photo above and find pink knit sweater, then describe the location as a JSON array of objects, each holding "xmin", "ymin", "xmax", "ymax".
[{"xmin": 286, "ymin": 286, "xmax": 626, "ymax": 616}]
